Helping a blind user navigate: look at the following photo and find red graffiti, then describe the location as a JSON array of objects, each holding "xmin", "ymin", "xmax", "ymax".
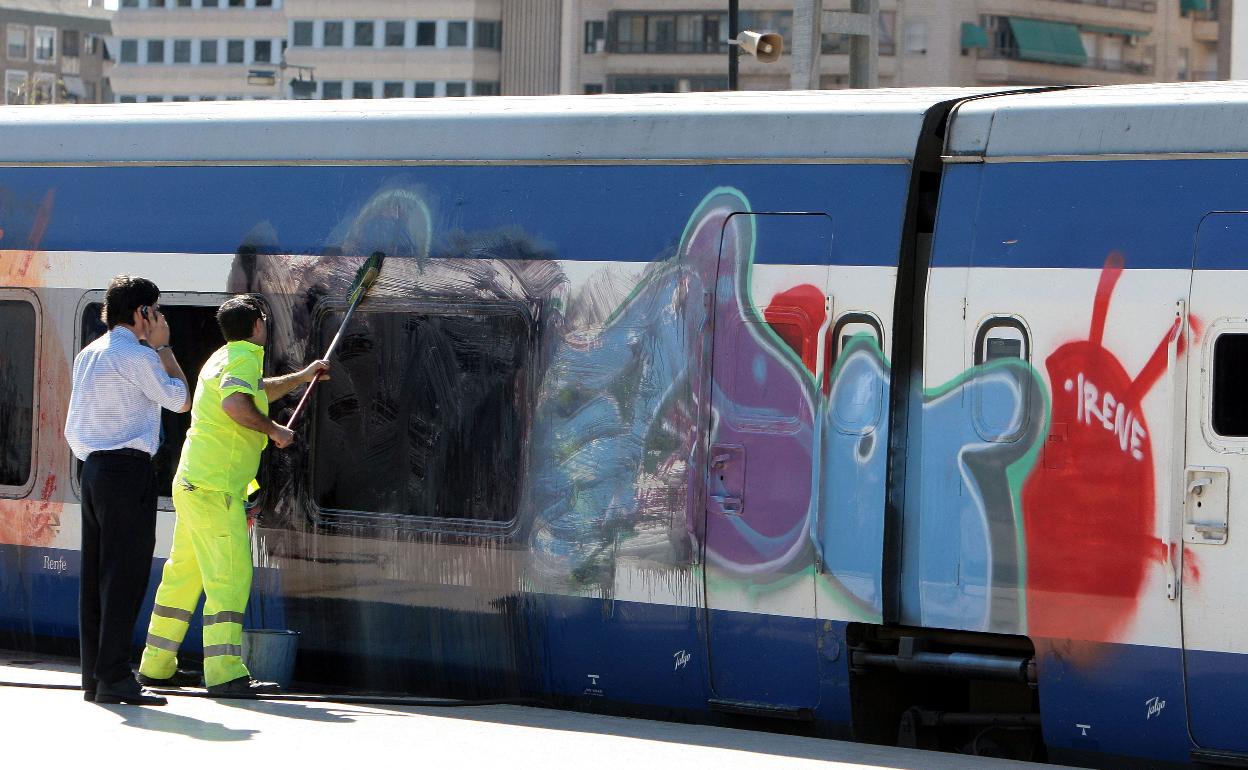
[
  {"xmin": 1023, "ymin": 253, "xmax": 1194, "ymax": 642},
  {"xmin": 764, "ymin": 284, "xmax": 826, "ymax": 377}
]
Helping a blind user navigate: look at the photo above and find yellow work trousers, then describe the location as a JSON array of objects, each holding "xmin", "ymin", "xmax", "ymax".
[{"xmin": 138, "ymin": 483, "xmax": 252, "ymax": 688}]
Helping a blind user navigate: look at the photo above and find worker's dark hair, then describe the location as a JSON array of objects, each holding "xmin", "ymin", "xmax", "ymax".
[
  {"xmin": 217, "ymin": 295, "xmax": 266, "ymax": 342},
  {"xmin": 103, "ymin": 275, "xmax": 160, "ymax": 330}
]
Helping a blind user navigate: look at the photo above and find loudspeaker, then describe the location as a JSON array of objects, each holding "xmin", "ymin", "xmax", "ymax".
[{"xmin": 737, "ymin": 31, "xmax": 783, "ymax": 63}]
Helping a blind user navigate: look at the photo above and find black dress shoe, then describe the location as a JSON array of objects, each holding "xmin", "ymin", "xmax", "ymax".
[
  {"xmin": 94, "ymin": 678, "xmax": 168, "ymax": 706},
  {"xmin": 137, "ymin": 669, "xmax": 202, "ymax": 688},
  {"xmin": 206, "ymin": 676, "xmax": 280, "ymax": 698},
  {"xmin": 83, "ymin": 690, "xmax": 95, "ymax": 702}
]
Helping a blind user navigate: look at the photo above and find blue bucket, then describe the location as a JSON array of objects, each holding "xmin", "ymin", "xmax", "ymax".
[{"xmin": 241, "ymin": 629, "xmax": 299, "ymax": 689}]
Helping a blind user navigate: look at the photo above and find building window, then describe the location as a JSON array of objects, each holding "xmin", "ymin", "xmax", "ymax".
[
  {"xmin": 382, "ymin": 81, "xmax": 403, "ymax": 98},
  {"xmin": 31, "ymin": 71, "xmax": 54, "ymax": 104},
  {"xmin": 323, "ymin": 21, "xmax": 344, "ymax": 47},
  {"xmin": 311, "ymin": 307, "xmax": 532, "ymax": 523},
  {"xmin": 254, "ymin": 39, "xmax": 271, "ymax": 63},
  {"xmin": 354, "ymin": 21, "xmax": 374, "ymax": 47},
  {"xmin": 475, "ymin": 20, "xmax": 501, "ymax": 49},
  {"xmin": 150, "ymin": 0, "xmax": 166, "ymax": 7},
  {"xmin": 147, "ymin": 39, "xmax": 165, "ymax": 64},
  {"xmin": 292, "ymin": 21, "xmax": 313, "ymax": 47},
  {"xmin": 173, "ymin": 39, "xmax": 191, "ymax": 63},
  {"xmin": 63, "ymin": 30, "xmax": 80, "ymax": 58},
  {"xmin": 201, "ymin": 0, "xmax": 218, "ymax": 6},
  {"xmin": 256, "ymin": 0, "xmax": 273, "ymax": 6},
  {"xmin": 445, "ymin": 81, "xmax": 466, "ymax": 97},
  {"xmin": 447, "ymin": 21, "xmax": 468, "ymax": 47},
  {"xmin": 384, "ymin": 21, "xmax": 405, "ymax": 47},
  {"xmin": 0, "ymin": 298, "xmax": 37, "ymax": 494},
  {"xmin": 584, "ymin": 20, "xmax": 605, "ymax": 53},
  {"xmin": 177, "ymin": 0, "xmax": 192, "ymax": 6},
  {"xmin": 4, "ymin": 70, "xmax": 28, "ymax": 105},
  {"xmin": 226, "ymin": 39, "xmax": 244, "ymax": 63},
  {"xmin": 171, "ymin": 95, "xmax": 189, "ymax": 101},
  {"xmin": 200, "ymin": 39, "xmax": 218, "ymax": 63},
  {"xmin": 473, "ymin": 81, "xmax": 500, "ymax": 96},
  {"xmin": 7, "ymin": 25, "xmax": 29, "ymax": 61},
  {"xmin": 415, "ymin": 21, "xmax": 436, "ymax": 46},
  {"xmin": 119, "ymin": 95, "xmax": 137, "ymax": 103},
  {"xmin": 352, "ymin": 81, "xmax": 373, "ymax": 98},
  {"xmin": 609, "ymin": 74, "xmax": 726, "ymax": 93},
  {"xmin": 228, "ymin": 0, "xmax": 245, "ymax": 7},
  {"xmin": 413, "ymin": 81, "xmax": 434, "ymax": 97},
  {"xmin": 583, "ymin": 83, "xmax": 604, "ymax": 94},
  {"xmin": 120, "ymin": 39, "xmax": 138, "ymax": 63},
  {"xmin": 904, "ymin": 20, "xmax": 928, "ymax": 54},
  {"xmin": 121, "ymin": 0, "xmax": 139, "ymax": 6},
  {"xmin": 321, "ymin": 81, "xmax": 342, "ymax": 99}
]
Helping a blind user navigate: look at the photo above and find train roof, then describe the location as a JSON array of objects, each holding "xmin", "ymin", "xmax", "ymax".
[
  {"xmin": 0, "ymin": 89, "xmax": 988, "ymax": 165},
  {"xmin": 946, "ymin": 81, "xmax": 1248, "ymax": 161}
]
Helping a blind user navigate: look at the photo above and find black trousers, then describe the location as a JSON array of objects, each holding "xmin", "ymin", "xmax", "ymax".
[{"xmin": 79, "ymin": 451, "xmax": 157, "ymax": 691}]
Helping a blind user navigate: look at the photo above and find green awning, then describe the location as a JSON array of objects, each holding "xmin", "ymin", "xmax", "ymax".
[
  {"xmin": 1007, "ymin": 17, "xmax": 1087, "ymax": 67},
  {"xmin": 961, "ymin": 22, "xmax": 989, "ymax": 49},
  {"xmin": 1080, "ymin": 24, "xmax": 1149, "ymax": 38},
  {"xmin": 1181, "ymin": 0, "xmax": 1209, "ymax": 11}
]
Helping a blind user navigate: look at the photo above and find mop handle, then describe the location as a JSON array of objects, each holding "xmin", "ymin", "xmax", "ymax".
[{"xmin": 283, "ymin": 296, "xmax": 362, "ymax": 430}]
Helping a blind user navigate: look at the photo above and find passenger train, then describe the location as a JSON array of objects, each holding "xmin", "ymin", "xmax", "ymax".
[{"xmin": 2, "ymin": 83, "xmax": 1248, "ymax": 768}]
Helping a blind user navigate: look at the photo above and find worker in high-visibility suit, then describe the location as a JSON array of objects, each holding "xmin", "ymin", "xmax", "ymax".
[{"xmin": 137, "ymin": 295, "xmax": 328, "ymax": 696}]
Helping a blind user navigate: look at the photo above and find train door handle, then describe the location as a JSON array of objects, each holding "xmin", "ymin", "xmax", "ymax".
[
  {"xmin": 708, "ymin": 495, "xmax": 742, "ymax": 516},
  {"xmin": 1193, "ymin": 524, "xmax": 1228, "ymax": 541},
  {"xmin": 1188, "ymin": 477, "xmax": 1214, "ymax": 495}
]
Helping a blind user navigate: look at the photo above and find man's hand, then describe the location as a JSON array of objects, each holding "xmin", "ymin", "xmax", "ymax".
[
  {"xmin": 268, "ymin": 424, "xmax": 295, "ymax": 449},
  {"xmin": 299, "ymin": 360, "xmax": 331, "ymax": 383},
  {"xmin": 147, "ymin": 308, "xmax": 172, "ymax": 348}
]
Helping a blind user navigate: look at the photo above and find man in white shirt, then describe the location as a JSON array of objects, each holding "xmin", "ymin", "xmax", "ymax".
[{"xmin": 64, "ymin": 275, "xmax": 191, "ymax": 706}]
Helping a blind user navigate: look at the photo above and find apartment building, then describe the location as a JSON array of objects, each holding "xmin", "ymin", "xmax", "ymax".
[
  {"xmin": 562, "ymin": 0, "xmax": 1223, "ymax": 93},
  {"xmin": 108, "ymin": 0, "xmax": 507, "ymax": 101},
  {"xmin": 106, "ymin": 0, "xmax": 1224, "ymax": 102},
  {"xmin": 2, "ymin": 0, "xmax": 112, "ymax": 105}
]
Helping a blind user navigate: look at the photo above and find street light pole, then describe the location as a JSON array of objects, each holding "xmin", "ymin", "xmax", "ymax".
[{"xmin": 728, "ymin": 0, "xmax": 739, "ymax": 90}]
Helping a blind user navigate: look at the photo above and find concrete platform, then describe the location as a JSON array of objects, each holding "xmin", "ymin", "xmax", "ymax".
[{"xmin": 0, "ymin": 654, "xmax": 1076, "ymax": 769}]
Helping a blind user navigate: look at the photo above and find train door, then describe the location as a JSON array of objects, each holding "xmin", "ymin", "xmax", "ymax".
[
  {"xmin": 1181, "ymin": 213, "xmax": 1248, "ymax": 757},
  {"xmin": 703, "ymin": 212, "xmax": 832, "ymax": 715}
]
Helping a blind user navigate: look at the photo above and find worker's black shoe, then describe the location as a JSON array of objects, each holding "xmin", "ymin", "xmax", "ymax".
[
  {"xmin": 137, "ymin": 669, "xmax": 202, "ymax": 688},
  {"xmin": 93, "ymin": 677, "xmax": 168, "ymax": 706},
  {"xmin": 206, "ymin": 676, "xmax": 281, "ymax": 698},
  {"xmin": 83, "ymin": 689, "xmax": 94, "ymax": 702}
]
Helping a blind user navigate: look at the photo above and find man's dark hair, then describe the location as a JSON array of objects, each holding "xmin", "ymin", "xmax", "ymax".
[
  {"xmin": 217, "ymin": 295, "xmax": 265, "ymax": 342},
  {"xmin": 103, "ymin": 275, "xmax": 160, "ymax": 329}
]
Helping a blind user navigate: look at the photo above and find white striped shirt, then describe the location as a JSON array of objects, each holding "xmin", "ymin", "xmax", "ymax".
[{"xmin": 64, "ymin": 326, "xmax": 188, "ymax": 461}]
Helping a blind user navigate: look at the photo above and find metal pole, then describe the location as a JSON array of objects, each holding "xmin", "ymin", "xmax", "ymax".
[
  {"xmin": 848, "ymin": 0, "xmax": 879, "ymax": 88},
  {"xmin": 789, "ymin": 0, "xmax": 823, "ymax": 90},
  {"xmin": 728, "ymin": 0, "xmax": 739, "ymax": 90}
]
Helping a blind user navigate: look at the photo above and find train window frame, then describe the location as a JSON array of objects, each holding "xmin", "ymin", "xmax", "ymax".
[
  {"xmin": 972, "ymin": 314, "xmax": 1032, "ymax": 444},
  {"xmin": 825, "ymin": 311, "xmax": 885, "ymax": 435},
  {"xmin": 1204, "ymin": 321, "xmax": 1248, "ymax": 451},
  {"xmin": 0, "ymin": 289, "xmax": 41, "ymax": 500},
  {"xmin": 71, "ymin": 290, "xmax": 260, "ymax": 511},
  {"xmin": 307, "ymin": 296, "xmax": 537, "ymax": 534}
]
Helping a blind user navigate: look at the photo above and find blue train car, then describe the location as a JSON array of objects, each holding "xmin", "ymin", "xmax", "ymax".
[{"xmin": 3, "ymin": 84, "xmax": 1248, "ymax": 767}]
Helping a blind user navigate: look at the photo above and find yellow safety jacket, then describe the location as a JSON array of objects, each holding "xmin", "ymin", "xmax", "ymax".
[{"xmin": 176, "ymin": 340, "xmax": 268, "ymax": 495}]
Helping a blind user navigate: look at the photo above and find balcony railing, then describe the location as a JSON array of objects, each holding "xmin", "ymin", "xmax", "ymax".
[
  {"xmin": 610, "ymin": 40, "xmax": 729, "ymax": 54},
  {"xmin": 979, "ymin": 47, "xmax": 1152, "ymax": 74},
  {"xmin": 1047, "ymin": 0, "xmax": 1156, "ymax": 10}
]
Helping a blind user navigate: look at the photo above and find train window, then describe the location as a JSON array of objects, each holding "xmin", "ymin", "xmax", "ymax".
[
  {"xmin": 974, "ymin": 317, "xmax": 1029, "ymax": 365},
  {"xmin": 80, "ymin": 298, "xmax": 228, "ymax": 503},
  {"xmin": 312, "ymin": 303, "xmax": 532, "ymax": 524},
  {"xmin": 973, "ymin": 316, "xmax": 1031, "ymax": 443},
  {"xmin": 1212, "ymin": 333, "xmax": 1248, "ymax": 437},
  {"xmin": 0, "ymin": 297, "xmax": 38, "ymax": 496},
  {"xmin": 824, "ymin": 313, "xmax": 884, "ymax": 432}
]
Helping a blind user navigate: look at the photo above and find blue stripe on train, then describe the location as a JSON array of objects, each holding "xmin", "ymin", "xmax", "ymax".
[
  {"xmin": 933, "ymin": 158, "xmax": 1248, "ymax": 270},
  {"xmin": 0, "ymin": 164, "xmax": 909, "ymax": 266}
]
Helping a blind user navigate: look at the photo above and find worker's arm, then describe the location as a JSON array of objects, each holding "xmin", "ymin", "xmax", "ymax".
[
  {"xmin": 262, "ymin": 360, "xmax": 331, "ymax": 401},
  {"xmin": 221, "ymin": 392, "xmax": 294, "ymax": 448}
]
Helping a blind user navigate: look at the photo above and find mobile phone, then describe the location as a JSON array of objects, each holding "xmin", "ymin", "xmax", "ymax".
[{"xmin": 140, "ymin": 305, "xmax": 150, "ymax": 320}]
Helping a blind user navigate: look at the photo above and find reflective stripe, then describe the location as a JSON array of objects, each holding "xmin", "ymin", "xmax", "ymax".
[
  {"xmin": 203, "ymin": 611, "xmax": 245, "ymax": 627},
  {"xmin": 204, "ymin": 644, "xmax": 243, "ymax": 658},
  {"xmin": 145, "ymin": 633, "xmax": 181, "ymax": 652},
  {"xmin": 152, "ymin": 604, "xmax": 193, "ymax": 623}
]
